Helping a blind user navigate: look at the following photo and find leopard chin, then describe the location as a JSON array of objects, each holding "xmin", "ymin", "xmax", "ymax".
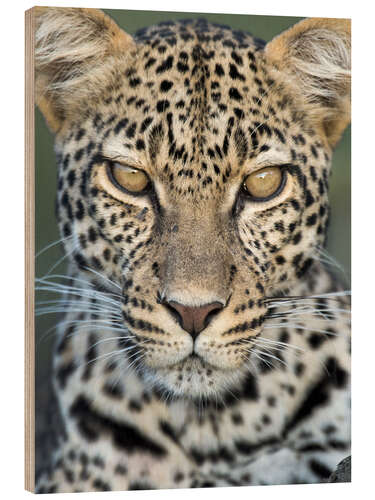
[{"xmin": 140, "ymin": 353, "xmax": 248, "ymax": 400}]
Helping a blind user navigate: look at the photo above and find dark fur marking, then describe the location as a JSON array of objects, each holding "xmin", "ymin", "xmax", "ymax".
[{"xmin": 70, "ymin": 395, "xmax": 167, "ymax": 457}]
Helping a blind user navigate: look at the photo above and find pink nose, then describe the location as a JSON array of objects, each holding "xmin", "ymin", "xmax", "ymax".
[{"xmin": 165, "ymin": 300, "xmax": 224, "ymax": 339}]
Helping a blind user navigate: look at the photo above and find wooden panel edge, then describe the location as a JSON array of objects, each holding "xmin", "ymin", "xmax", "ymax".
[{"xmin": 25, "ymin": 7, "xmax": 35, "ymax": 493}]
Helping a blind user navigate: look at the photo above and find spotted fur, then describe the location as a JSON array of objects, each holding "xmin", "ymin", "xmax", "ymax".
[{"xmin": 35, "ymin": 8, "xmax": 351, "ymax": 492}]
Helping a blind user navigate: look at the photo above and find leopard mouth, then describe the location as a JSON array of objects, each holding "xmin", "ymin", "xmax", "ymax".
[
  {"xmin": 170, "ymin": 349, "xmax": 240, "ymax": 374},
  {"xmin": 167, "ymin": 351, "xmax": 214, "ymax": 374},
  {"xmin": 141, "ymin": 348, "xmax": 249, "ymax": 400}
]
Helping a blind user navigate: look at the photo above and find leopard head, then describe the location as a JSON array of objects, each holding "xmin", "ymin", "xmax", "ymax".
[{"xmin": 35, "ymin": 8, "xmax": 351, "ymax": 399}]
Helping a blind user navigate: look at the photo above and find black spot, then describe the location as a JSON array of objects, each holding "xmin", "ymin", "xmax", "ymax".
[
  {"xmin": 294, "ymin": 362, "xmax": 305, "ymax": 377},
  {"xmin": 326, "ymin": 357, "xmax": 348, "ymax": 388},
  {"xmin": 114, "ymin": 464, "xmax": 127, "ymax": 475},
  {"xmin": 305, "ymin": 189, "xmax": 315, "ymax": 207},
  {"xmin": 273, "ymin": 128, "xmax": 285, "ymax": 143},
  {"xmin": 262, "ymin": 414, "xmax": 271, "ymax": 425},
  {"xmin": 75, "ymin": 128, "xmax": 86, "ymax": 141},
  {"xmin": 156, "ymin": 55, "xmax": 174, "ymax": 73},
  {"xmin": 129, "ymin": 77, "xmax": 141, "ymax": 88},
  {"xmin": 285, "ymin": 357, "xmax": 348, "ymax": 434},
  {"xmin": 309, "ymin": 166, "xmax": 317, "ymax": 180},
  {"xmin": 235, "ymin": 437, "xmax": 279, "ymax": 456},
  {"xmin": 157, "ymin": 100, "xmax": 170, "ymax": 112},
  {"xmin": 275, "ymin": 255, "xmax": 285, "ymax": 265},
  {"xmin": 67, "ymin": 170, "xmax": 76, "ymax": 187},
  {"xmin": 126, "ymin": 123, "xmax": 137, "ymax": 138},
  {"xmin": 128, "ymin": 400, "xmax": 142, "ymax": 412},
  {"xmin": 293, "ymin": 232, "xmax": 302, "ymax": 245},
  {"xmin": 174, "ymin": 472, "xmax": 184, "ymax": 483},
  {"xmin": 291, "ymin": 199, "xmax": 300, "ymax": 212},
  {"xmin": 114, "ymin": 118, "xmax": 128, "ymax": 135},
  {"xmin": 79, "ymin": 452, "xmax": 89, "ymax": 466},
  {"xmin": 88, "ymin": 226, "xmax": 97, "ymax": 243},
  {"xmin": 234, "ymin": 127, "xmax": 248, "ymax": 163},
  {"xmin": 81, "ymin": 333, "xmax": 98, "ymax": 381},
  {"xmin": 231, "ymin": 413, "xmax": 244, "ymax": 425},
  {"xmin": 145, "ymin": 57, "xmax": 156, "ymax": 69},
  {"xmin": 92, "ymin": 478, "xmax": 111, "ymax": 491},
  {"xmin": 74, "ymin": 148, "xmax": 84, "ymax": 162},
  {"xmin": 292, "ymin": 253, "xmax": 303, "ymax": 267},
  {"xmin": 308, "ymin": 333, "xmax": 326, "ymax": 349},
  {"xmin": 159, "ymin": 420, "xmax": 179, "ymax": 443},
  {"xmin": 306, "ymin": 213, "xmax": 317, "ymax": 226},
  {"xmin": 323, "ymin": 424, "xmax": 337, "ymax": 435},
  {"xmin": 128, "ymin": 481, "xmax": 154, "ymax": 491},
  {"xmin": 328, "ymin": 440, "xmax": 348, "ymax": 450},
  {"xmin": 91, "ymin": 256, "xmax": 103, "ymax": 271},
  {"xmin": 234, "ymin": 108, "xmax": 245, "ymax": 120},
  {"xmin": 229, "ymin": 63, "xmax": 245, "ymax": 81},
  {"xmin": 103, "ymin": 382, "xmax": 123, "ymax": 399},
  {"xmin": 56, "ymin": 361, "xmax": 76, "ymax": 389},
  {"xmin": 190, "ymin": 448, "xmax": 205, "ymax": 465},
  {"xmin": 160, "ymin": 80, "xmax": 173, "ymax": 92},
  {"xmin": 296, "ymin": 258, "xmax": 313, "ymax": 278},
  {"xmin": 229, "ymin": 87, "xmax": 242, "ymax": 101},
  {"xmin": 64, "ymin": 469, "xmax": 75, "ymax": 483},
  {"xmin": 309, "ymin": 459, "xmax": 332, "ymax": 479},
  {"xmin": 75, "ymin": 200, "xmax": 85, "ymax": 220},
  {"xmin": 177, "ymin": 61, "xmax": 189, "ymax": 73},
  {"xmin": 140, "ymin": 117, "xmax": 153, "ymax": 133},
  {"xmin": 70, "ymin": 395, "xmax": 167, "ymax": 456},
  {"xmin": 92, "ymin": 456, "xmax": 105, "ymax": 469},
  {"xmin": 311, "ymin": 145, "xmax": 318, "ymax": 158},
  {"xmin": 279, "ymin": 330, "xmax": 289, "ymax": 344},
  {"xmin": 258, "ymin": 356, "xmax": 275, "ymax": 374},
  {"xmin": 267, "ymin": 396, "xmax": 276, "ymax": 407}
]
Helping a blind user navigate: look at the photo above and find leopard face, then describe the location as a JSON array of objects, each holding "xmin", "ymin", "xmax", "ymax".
[{"xmin": 36, "ymin": 11, "xmax": 350, "ymax": 399}]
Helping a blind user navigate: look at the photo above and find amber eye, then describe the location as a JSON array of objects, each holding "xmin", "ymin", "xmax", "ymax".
[
  {"xmin": 243, "ymin": 166, "xmax": 285, "ymax": 201},
  {"xmin": 107, "ymin": 163, "xmax": 150, "ymax": 194}
]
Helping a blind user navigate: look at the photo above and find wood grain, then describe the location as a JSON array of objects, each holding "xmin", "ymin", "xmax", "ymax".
[{"xmin": 25, "ymin": 7, "xmax": 35, "ymax": 493}]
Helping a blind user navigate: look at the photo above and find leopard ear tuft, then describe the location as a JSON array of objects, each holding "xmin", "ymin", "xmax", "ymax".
[
  {"xmin": 34, "ymin": 7, "xmax": 135, "ymax": 133},
  {"xmin": 265, "ymin": 18, "xmax": 351, "ymax": 147}
]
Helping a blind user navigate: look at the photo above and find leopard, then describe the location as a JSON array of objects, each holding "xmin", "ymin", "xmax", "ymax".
[{"xmin": 34, "ymin": 7, "xmax": 351, "ymax": 493}]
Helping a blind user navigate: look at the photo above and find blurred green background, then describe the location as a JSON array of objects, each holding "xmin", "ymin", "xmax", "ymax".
[{"xmin": 35, "ymin": 9, "xmax": 350, "ymax": 385}]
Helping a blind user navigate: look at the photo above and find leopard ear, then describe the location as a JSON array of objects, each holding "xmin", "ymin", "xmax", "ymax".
[
  {"xmin": 34, "ymin": 7, "xmax": 135, "ymax": 133},
  {"xmin": 265, "ymin": 18, "xmax": 351, "ymax": 148}
]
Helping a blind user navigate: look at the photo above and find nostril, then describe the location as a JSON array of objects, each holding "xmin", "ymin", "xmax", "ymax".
[
  {"xmin": 204, "ymin": 305, "xmax": 222, "ymax": 328},
  {"xmin": 163, "ymin": 301, "xmax": 184, "ymax": 328},
  {"xmin": 163, "ymin": 300, "xmax": 224, "ymax": 339}
]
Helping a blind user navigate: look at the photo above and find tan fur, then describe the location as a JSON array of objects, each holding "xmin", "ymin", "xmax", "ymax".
[
  {"xmin": 265, "ymin": 18, "xmax": 351, "ymax": 147},
  {"xmin": 34, "ymin": 7, "xmax": 135, "ymax": 133},
  {"xmin": 34, "ymin": 13, "xmax": 351, "ymax": 492}
]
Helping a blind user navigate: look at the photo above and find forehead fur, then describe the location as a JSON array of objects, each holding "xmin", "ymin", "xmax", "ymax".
[{"xmin": 65, "ymin": 19, "xmax": 319, "ymax": 203}]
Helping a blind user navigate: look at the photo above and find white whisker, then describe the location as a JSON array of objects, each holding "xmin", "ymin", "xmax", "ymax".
[
  {"xmin": 264, "ymin": 323, "xmax": 341, "ymax": 336},
  {"xmin": 36, "ymin": 235, "xmax": 73, "ymax": 258}
]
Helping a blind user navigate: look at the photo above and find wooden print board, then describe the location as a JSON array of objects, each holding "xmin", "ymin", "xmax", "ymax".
[
  {"xmin": 25, "ymin": 8, "xmax": 35, "ymax": 492},
  {"xmin": 25, "ymin": 7, "xmax": 351, "ymax": 493}
]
